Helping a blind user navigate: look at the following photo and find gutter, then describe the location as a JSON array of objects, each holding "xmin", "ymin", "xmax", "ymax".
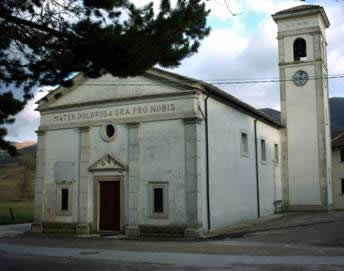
[{"xmin": 254, "ymin": 120, "xmax": 261, "ymax": 218}]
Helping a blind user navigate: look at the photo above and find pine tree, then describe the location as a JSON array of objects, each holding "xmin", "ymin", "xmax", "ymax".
[{"xmin": 0, "ymin": 0, "xmax": 210, "ymax": 155}]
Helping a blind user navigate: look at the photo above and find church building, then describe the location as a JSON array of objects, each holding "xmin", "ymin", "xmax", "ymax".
[{"xmin": 32, "ymin": 5, "xmax": 333, "ymax": 237}]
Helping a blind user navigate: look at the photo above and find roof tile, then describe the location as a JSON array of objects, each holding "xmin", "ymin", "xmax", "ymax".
[{"xmin": 274, "ymin": 5, "xmax": 321, "ymax": 16}]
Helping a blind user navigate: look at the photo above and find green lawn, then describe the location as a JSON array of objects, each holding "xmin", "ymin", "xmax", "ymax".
[{"xmin": 0, "ymin": 201, "xmax": 33, "ymax": 225}]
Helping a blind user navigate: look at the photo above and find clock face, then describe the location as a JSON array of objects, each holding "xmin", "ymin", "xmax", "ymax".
[{"xmin": 293, "ymin": 70, "xmax": 309, "ymax": 87}]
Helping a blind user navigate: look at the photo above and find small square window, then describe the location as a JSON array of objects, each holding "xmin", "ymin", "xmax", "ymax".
[
  {"xmin": 274, "ymin": 144, "xmax": 279, "ymax": 164},
  {"xmin": 149, "ymin": 183, "xmax": 168, "ymax": 218},
  {"xmin": 240, "ymin": 131, "xmax": 249, "ymax": 157},
  {"xmin": 261, "ymin": 139, "xmax": 266, "ymax": 162},
  {"xmin": 341, "ymin": 149, "xmax": 344, "ymax": 162},
  {"xmin": 341, "ymin": 179, "xmax": 344, "ymax": 194}
]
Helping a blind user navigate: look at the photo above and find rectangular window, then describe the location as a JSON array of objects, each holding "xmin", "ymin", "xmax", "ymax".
[
  {"xmin": 153, "ymin": 188, "xmax": 164, "ymax": 213},
  {"xmin": 341, "ymin": 149, "xmax": 344, "ymax": 162},
  {"xmin": 150, "ymin": 183, "xmax": 168, "ymax": 218},
  {"xmin": 56, "ymin": 185, "xmax": 72, "ymax": 216},
  {"xmin": 274, "ymin": 144, "xmax": 279, "ymax": 164},
  {"xmin": 342, "ymin": 179, "xmax": 344, "ymax": 194},
  {"xmin": 261, "ymin": 139, "xmax": 266, "ymax": 162},
  {"xmin": 61, "ymin": 188, "xmax": 69, "ymax": 211},
  {"xmin": 240, "ymin": 131, "xmax": 249, "ymax": 157}
]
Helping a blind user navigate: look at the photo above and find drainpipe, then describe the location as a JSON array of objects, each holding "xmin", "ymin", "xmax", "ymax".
[
  {"xmin": 254, "ymin": 120, "xmax": 261, "ymax": 218},
  {"xmin": 204, "ymin": 95, "xmax": 211, "ymax": 231},
  {"xmin": 77, "ymin": 130, "xmax": 81, "ymax": 224}
]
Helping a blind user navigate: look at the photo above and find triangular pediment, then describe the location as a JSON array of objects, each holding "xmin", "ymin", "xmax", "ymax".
[
  {"xmin": 36, "ymin": 68, "xmax": 202, "ymax": 111},
  {"xmin": 88, "ymin": 154, "xmax": 128, "ymax": 172}
]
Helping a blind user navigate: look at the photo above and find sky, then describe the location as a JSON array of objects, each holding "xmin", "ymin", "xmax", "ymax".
[{"xmin": 5, "ymin": 0, "xmax": 344, "ymax": 142}]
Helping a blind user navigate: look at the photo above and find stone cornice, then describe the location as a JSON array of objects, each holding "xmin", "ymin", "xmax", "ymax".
[
  {"xmin": 37, "ymin": 112, "xmax": 200, "ymax": 132},
  {"xmin": 279, "ymin": 59, "xmax": 326, "ymax": 69},
  {"xmin": 276, "ymin": 26, "xmax": 324, "ymax": 40},
  {"xmin": 272, "ymin": 7, "xmax": 330, "ymax": 28},
  {"xmin": 38, "ymin": 90, "xmax": 200, "ymax": 114},
  {"xmin": 89, "ymin": 154, "xmax": 128, "ymax": 172}
]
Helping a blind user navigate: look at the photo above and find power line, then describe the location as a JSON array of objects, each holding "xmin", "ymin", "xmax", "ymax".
[{"xmin": 64, "ymin": 74, "xmax": 344, "ymax": 87}]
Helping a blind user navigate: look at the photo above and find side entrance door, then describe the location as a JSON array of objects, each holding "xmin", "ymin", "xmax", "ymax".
[{"xmin": 99, "ymin": 181, "xmax": 121, "ymax": 231}]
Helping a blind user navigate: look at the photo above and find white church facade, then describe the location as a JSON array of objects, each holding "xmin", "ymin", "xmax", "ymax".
[{"xmin": 32, "ymin": 5, "xmax": 333, "ymax": 237}]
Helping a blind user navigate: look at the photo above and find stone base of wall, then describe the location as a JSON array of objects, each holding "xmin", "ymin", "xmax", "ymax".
[
  {"xmin": 327, "ymin": 204, "xmax": 335, "ymax": 211},
  {"xmin": 125, "ymin": 225, "xmax": 140, "ymax": 238},
  {"xmin": 33, "ymin": 222, "xmax": 203, "ymax": 239},
  {"xmin": 41, "ymin": 222, "xmax": 77, "ymax": 233},
  {"xmin": 273, "ymin": 200, "xmax": 284, "ymax": 214},
  {"xmin": 288, "ymin": 204, "xmax": 329, "ymax": 212},
  {"xmin": 139, "ymin": 225, "xmax": 186, "ymax": 238},
  {"xmin": 76, "ymin": 224, "xmax": 91, "ymax": 234},
  {"xmin": 31, "ymin": 223, "xmax": 43, "ymax": 233},
  {"xmin": 184, "ymin": 227, "xmax": 205, "ymax": 239}
]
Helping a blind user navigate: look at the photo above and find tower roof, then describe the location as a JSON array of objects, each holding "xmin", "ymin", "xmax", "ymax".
[
  {"xmin": 274, "ymin": 5, "xmax": 321, "ymax": 16},
  {"xmin": 272, "ymin": 4, "xmax": 330, "ymax": 27}
]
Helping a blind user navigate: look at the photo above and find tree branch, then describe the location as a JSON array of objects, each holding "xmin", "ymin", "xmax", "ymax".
[{"xmin": 0, "ymin": 12, "xmax": 73, "ymax": 40}]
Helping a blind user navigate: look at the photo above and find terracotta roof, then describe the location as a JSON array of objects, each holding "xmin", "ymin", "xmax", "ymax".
[
  {"xmin": 332, "ymin": 131, "xmax": 344, "ymax": 149},
  {"xmin": 274, "ymin": 5, "xmax": 322, "ymax": 15}
]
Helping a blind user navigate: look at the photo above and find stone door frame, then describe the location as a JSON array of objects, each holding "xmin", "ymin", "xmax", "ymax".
[{"xmin": 93, "ymin": 175, "xmax": 125, "ymax": 232}]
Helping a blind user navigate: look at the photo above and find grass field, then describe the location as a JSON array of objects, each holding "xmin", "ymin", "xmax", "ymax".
[{"xmin": 0, "ymin": 201, "xmax": 34, "ymax": 225}]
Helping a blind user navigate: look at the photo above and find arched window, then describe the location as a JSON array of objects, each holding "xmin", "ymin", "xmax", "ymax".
[{"xmin": 293, "ymin": 38, "xmax": 307, "ymax": 61}]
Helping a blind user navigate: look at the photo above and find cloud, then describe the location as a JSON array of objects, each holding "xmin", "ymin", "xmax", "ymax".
[
  {"xmin": 5, "ymin": 90, "xmax": 48, "ymax": 142},
  {"xmin": 173, "ymin": 4, "xmax": 281, "ymax": 109},
  {"xmin": 172, "ymin": 0, "xmax": 344, "ymax": 109},
  {"xmin": 5, "ymin": 0, "xmax": 344, "ymax": 141}
]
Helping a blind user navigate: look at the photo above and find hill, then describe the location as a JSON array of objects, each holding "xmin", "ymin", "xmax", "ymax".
[
  {"xmin": 0, "ymin": 141, "xmax": 36, "ymax": 165},
  {"xmin": 260, "ymin": 108, "xmax": 281, "ymax": 123},
  {"xmin": 260, "ymin": 97, "xmax": 344, "ymax": 138},
  {"xmin": 0, "ymin": 142, "xmax": 36, "ymax": 201}
]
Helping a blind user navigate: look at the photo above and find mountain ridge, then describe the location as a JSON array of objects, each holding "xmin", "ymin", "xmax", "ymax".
[{"xmin": 260, "ymin": 97, "xmax": 344, "ymax": 138}]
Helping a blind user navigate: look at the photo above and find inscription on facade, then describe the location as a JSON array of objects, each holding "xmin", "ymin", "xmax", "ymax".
[
  {"xmin": 39, "ymin": 101, "xmax": 186, "ymax": 127},
  {"xmin": 40, "ymin": 97, "xmax": 199, "ymax": 127},
  {"xmin": 53, "ymin": 103, "xmax": 176, "ymax": 122}
]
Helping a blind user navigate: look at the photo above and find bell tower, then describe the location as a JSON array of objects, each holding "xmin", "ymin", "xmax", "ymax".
[{"xmin": 272, "ymin": 5, "xmax": 332, "ymax": 210}]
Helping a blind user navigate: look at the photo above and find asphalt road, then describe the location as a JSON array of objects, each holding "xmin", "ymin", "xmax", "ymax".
[
  {"xmin": 1, "ymin": 212, "xmax": 344, "ymax": 270},
  {"xmin": 1, "ymin": 246, "xmax": 344, "ymax": 271}
]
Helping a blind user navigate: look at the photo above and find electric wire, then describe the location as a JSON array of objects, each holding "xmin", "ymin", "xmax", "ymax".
[{"xmin": 60, "ymin": 74, "xmax": 344, "ymax": 87}]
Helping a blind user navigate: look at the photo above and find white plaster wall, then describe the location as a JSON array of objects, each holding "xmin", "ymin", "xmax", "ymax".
[
  {"xmin": 44, "ymin": 128, "xmax": 79, "ymax": 223},
  {"xmin": 140, "ymin": 120, "xmax": 186, "ymax": 225},
  {"xmin": 285, "ymin": 65, "xmax": 321, "ymax": 205},
  {"xmin": 52, "ymin": 75, "xmax": 186, "ymax": 107},
  {"xmin": 277, "ymin": 14, "xmax": 326, "ymax": 37},
  {"xmin": 89, "ymin": 124, "xmax": 128, "ymax": 163},
  {"xmin": 256, "ymin": 122, "xmax": 282, "ymax": 217},
  {"xmin": 198, "ymin": 119, "xmax": 207, "ymax": 230},
  {"xmin": 323, "ymin": 76, "xmax": 333, "ymax": 205},
  {"xmin": 332, "ymin": 149, "xmax": 344, "ymax": 209},
  {"xmin": 207, "ymin": 98, "xmax": 282, "ymax": 230}
]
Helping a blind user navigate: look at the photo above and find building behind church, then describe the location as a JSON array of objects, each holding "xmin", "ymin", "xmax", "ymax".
[{"xmin": 32, "ymin": 5, "xmax": 335, "ymax": 237}]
